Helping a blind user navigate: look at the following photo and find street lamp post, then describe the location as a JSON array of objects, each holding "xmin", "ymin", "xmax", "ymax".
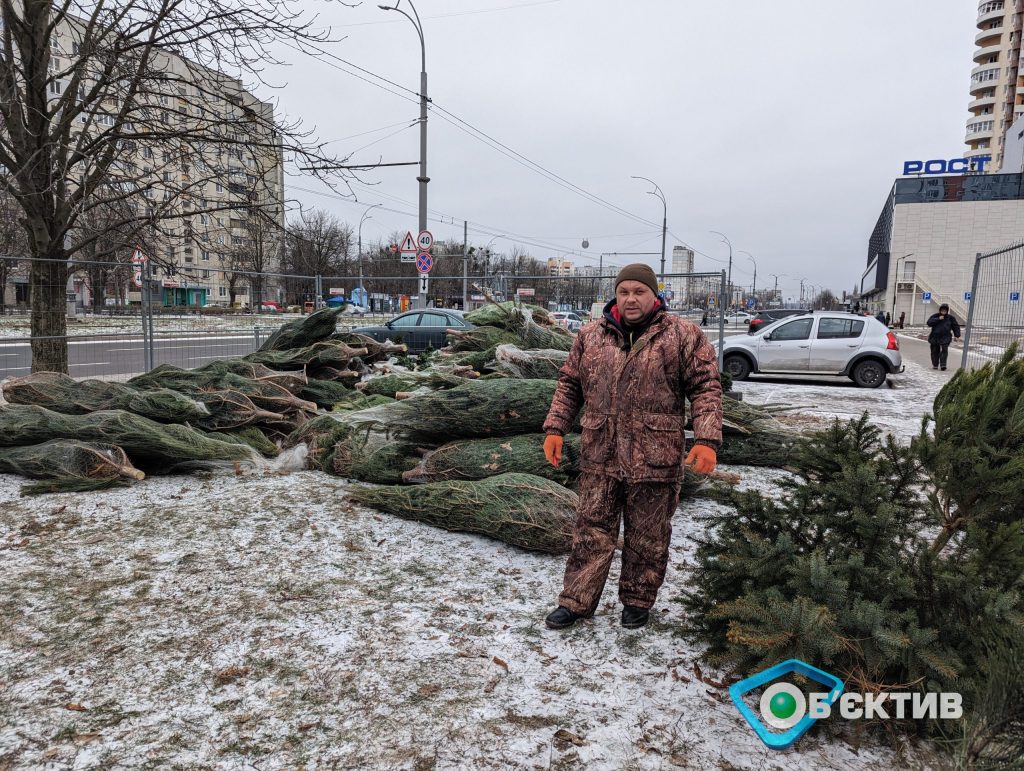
[
  {"xmin": 891, "ymin": 252, "xmax": 913, "ymax": 322},
  {"xmin": 379, "ymin": 0, "xmax": 428, "ymax": 308},
  {"xmin": 631, "ymin": 176, "xmax": 667, "ymax": 287},
  {"xmin": 710, "ymin": 231, "xmax": 733, "ymax": 309},
  {"xmin": 770, "ymin": 273, "xmax": 781, "ymax": 307},
  {"xmin": 739, "ymin": 250, "xmax": 756, "ymax": 310},
  {"xmin": 357, "ymin": 203, "xmax": 381, "ymax": 306}
]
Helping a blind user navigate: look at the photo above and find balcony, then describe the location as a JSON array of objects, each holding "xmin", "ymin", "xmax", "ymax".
[
  {"xmin": 969, "ymin": 94, "xmax": 998, "ymax": 111},
  {"xmin": 966, "ymin": 127, "xmax": 996, "ymax": 142},
  {"xmin": 976, "ymin": 25, "xmax": 1005, "ymax": 45},
  {"xmin": 978, "ymin": 8, "xmax": 1007, "ymax": 26},
  {"xmin": 974, "ymin": 43, "xmax": 1004, "ymax": 62},
  {"xmin": 965, "ymin": 145, "xmax": 995, "ymax": 158}
]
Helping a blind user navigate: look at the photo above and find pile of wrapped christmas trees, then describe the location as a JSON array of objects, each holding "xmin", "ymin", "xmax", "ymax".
[{"xmin": 0, "ymin": 301, "xmax": 805, "ymax": 553}]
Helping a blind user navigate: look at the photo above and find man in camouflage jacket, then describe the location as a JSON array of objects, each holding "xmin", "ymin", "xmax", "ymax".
[{"xmin": 542, "ymin": 263, "xmax": 723, "ymax": 630}]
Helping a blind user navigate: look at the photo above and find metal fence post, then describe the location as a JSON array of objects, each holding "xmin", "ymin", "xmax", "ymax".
[
  {"xmin": 960, "ymin": 252, "xmax": 983, "ymax": 370},
  {"xmin": 254, "ymin": 325, "xmax": 261, "ymax": 350},
  {"xmin": 718, "ymin": 269, "xmax": 726, "ymax": 369},
  {"xmin": 142, "ymin": 258, "xmax": 154, "ymax": 372}
]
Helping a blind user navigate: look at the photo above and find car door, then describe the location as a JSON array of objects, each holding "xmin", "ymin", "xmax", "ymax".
[
  {"xmin": 809, "ymin": 317, "xmax": 866, "ymax": 373},
  {"xmin": 384, "ymin": 312, "xmax": 422, "ymax": 349},
  {"xmin": 757, "ymin": 317, "xmax": 813, "ymax": 372},
  {"xmin": 418, "ymin": 312, "xmax": 458, "ymax": 352}
]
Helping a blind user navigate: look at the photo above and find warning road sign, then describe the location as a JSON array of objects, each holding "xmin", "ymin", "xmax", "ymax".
[
  {"xmin": 415, "ymin": 252, "xmax": 433, "ymax": 273},
  {"xmin": 399, "ymin": 231, "xmax": 416, "ymax": 253}
]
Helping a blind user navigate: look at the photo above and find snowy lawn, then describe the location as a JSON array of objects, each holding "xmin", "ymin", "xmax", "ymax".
[{"xmin": 0, "ymin": 361, "xmax": 950, "ymax": 769}]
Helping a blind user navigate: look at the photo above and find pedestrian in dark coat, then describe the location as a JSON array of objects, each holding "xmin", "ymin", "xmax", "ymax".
[
  {"xmin": 898, "ymin": 311, "xmax": 905, "ymax": 329},
  {"xmin": 541, "ymin": 263, "xmax": 723, "ymax": 630},
  {"xmin": 885, "ymin": 312, "xmax": 891, "ymax": 327},
  {"xmin": 875, "ymin": 310, "xmax": 887, "ymax": 324},
  {"xmin": 700, "ymin": 311, "xmax": 708, "ymax": 327},
  {"xmin": 926, "ymin": 303, "xmax": 961, "ymax": 370}
]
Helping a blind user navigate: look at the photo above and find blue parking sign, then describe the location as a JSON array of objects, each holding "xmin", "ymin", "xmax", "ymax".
[
  {"xmin": 964, "ymin": 291, "xmax": 972, "ymax": 301},
  {"xmin": 1012, "ymin": 291, "xmax": 1021, "ymax": 303},
  {"xmin": 922, "ymin": 291, "xmax": 932, "ymax": 302}
]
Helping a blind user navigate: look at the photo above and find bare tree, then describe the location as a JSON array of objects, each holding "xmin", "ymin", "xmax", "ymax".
[
  {"xmin": 0, "ymin": 180, "xmax": 28, "ymax": 311},
  {"xmin": 227, "ymin": 206, "xmax": 282, "ymax": 310},
  {"xmin": 0, "ymin": 0, "xmax": 347, "ymax": 372}
]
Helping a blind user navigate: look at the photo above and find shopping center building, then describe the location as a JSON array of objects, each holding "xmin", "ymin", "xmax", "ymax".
[{"xmin": 859, "ymin": 172, "xmax": 1024, "ymax": 324}]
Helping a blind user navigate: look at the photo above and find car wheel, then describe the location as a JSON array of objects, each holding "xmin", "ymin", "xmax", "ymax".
[
  {"xmin": 851, "ymin": 359, "xmax": 887, "ymax": 388},
  {"xmin": 723, "ymin": 354, "xmax": 751, "ymax": 380}
]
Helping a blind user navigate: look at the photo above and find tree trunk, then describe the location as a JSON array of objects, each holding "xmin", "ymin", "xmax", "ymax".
[{"xmin": 30, "ymin": 256, "xmax": 70, "ymax": 374}]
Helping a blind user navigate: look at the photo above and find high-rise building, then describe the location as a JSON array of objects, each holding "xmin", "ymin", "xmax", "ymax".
[
  {"xmin": 546, "ymin": 257, "xmax": 573, "ymax": 276},
  {"xmin": 965, "ymin": 0, "xmax": 1024, "ymax": 171},
  {"xmin": 667, "ymin": 245, "xmax": 694, "ymax": 308}
]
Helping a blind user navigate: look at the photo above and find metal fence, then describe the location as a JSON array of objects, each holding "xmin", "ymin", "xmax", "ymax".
[
  {"xmin": 961, "ymin": 241, "xmax": 1024, "ymax": 370},
  {"xmin": 1, "ymin": 258, "xmax": 728, "ymax": 380}
]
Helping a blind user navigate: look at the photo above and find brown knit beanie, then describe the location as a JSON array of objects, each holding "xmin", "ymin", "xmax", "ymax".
[{"xmin": 614, "ymin": 263, "xmax": 659, "ymax": 294}]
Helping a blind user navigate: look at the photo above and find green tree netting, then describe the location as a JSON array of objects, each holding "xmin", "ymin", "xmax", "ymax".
[
  {"xmin": 487, "ymin": 345, "xmax": 568, "ymax": 380},
  {"xmin": 216, "ymin": 427, "xmax": 281, "ymax": 457},
  {"xmin": 305, "ymin": 365, "xmax": 361, "ymax": 384},
  {"xmin": 330, "ymin": 393, "xmax": 396, "ymax": 413},
  {"xmin": 339, "ymin": 379, "xmax": 568, "ymax": 440},
  {"xmin": 3, "ymin": 372, "xmax": 209, "ymax": 423},
  {"xmin": 448, "ymin": 347, "xmax": 499, "ymax": 373},
  {"xmin": 403, "ymin": 433, "xmax": 581, "ymax": 486},
  {"xmin": 193, "ymin": 359, "xmax": 309, "ymax": 394},
  {"xmin": 331, "ymin": 436, "xmax": 420, "ymax": 484},
  {"xmin": 244, "ymin": 341, "xmax": 367, "ymax": 371},
  {"xmin": 0, "ymin": 440, "xmax": 145, "ymax": 495},
  {"xmin": 349, "ymin": 472, "xmax": 577, "ymax": 554},
  {"xmin": 0, "ymin": 406, "xmax": 254, "ymax": 469},
  {"xmin": 283, "ymin": 414, "xmax": 354, "ymax": 472},
  {"xmin": 716, "ymin": 429, "xmax": 806, "ymax": 468},
  {"xmin": 299, "ymin": 379, "xmax": 356, "ymax": 409},
  {"xmin": 258, "ymin": 306, "xmax": 343, "ymax": 352},
  {"xmin": 329, "ymin": 332, "xmax": 407, "ymax": 363},
  {"xmin": 465, "ymin": 301, "xmax": 554, "ymax": 329},
  {"xmin": 355, "ymin": 371, "xmax": 475, "ymax": 399},
  {"xmin": 445, "ymin": 326, "xmax": 522, "ymax": 353}
]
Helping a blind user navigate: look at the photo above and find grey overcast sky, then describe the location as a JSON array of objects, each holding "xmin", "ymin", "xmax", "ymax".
[{"xmin": 264, "ymin": 0, "xmax": 977, "ymax": 302}]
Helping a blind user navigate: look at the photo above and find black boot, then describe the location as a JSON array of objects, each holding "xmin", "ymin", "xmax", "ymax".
[
  {"xmin": 621, "ymin": 605, "xmax": 650, "ymax": 629},
  {"xmin": 545, "ymin": 606, "xmax": 585, "ymax": 630}
]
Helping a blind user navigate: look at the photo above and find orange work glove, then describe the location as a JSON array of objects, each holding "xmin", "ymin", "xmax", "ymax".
[
  {"xmin": 543, "ymin": 434, "xmax": 564, "ymax": 468},
  {"xmin": 685, "ymin": 444, "xmax": 717, "ymax": 475}
]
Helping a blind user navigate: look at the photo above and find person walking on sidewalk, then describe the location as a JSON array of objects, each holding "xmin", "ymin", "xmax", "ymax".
[
  {"xmin": 541, "ymin": 263, "xmax": 723, "ymax": 631},
  {"xmin": 926, "ymin": 303, "xmax": 961, "ymax": 371}
]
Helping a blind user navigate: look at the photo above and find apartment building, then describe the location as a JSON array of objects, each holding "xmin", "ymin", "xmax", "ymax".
[
  {"xmin": 41, "ymin": 15, "xmax": 286, "ymax": 309},
  {"xmin": 666, "ymin": 245, "xmax": 695, "ymax": 308},
  {"xmin": 546, "ymin": 257, "xmax": 574, "ymax": 276},
  {"xmin": 966, "ymin": 0, "xmax": 1024, "ymax": 171}
]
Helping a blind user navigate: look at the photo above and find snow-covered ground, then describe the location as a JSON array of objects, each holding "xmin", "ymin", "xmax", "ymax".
[
  {"xmin": 0, "ymin": 362, "xmax": 950, "ymax": 769},
  {"xmin": 0, "ymin": 313, "xmax": 385, "ymax": 339}
]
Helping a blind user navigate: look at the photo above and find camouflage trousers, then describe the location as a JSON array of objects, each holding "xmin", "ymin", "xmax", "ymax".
[{"xmin": 558, "ymin": 472, "xmax": 682, "ymax": 615}]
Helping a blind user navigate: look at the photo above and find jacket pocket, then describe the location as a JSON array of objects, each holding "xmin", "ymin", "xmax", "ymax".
[
  {"xmin": 639, "ymin": 413, "xmax": 684, "ymax": 468},
  {"xmin": 579, "ymin": 412, "xmax": 614, "ymax": 464}
]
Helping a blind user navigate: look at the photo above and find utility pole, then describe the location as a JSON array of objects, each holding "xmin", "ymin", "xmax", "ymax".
[
  {"xmin": 380, "ymin": 0, "xmax": 428, "ymax": 308},
  {"xmin": 739, "ymin": 251, "xmax": 756, "ymax": 310},
  {"xmin": 710, "ymin": 231, "xmax": 733, "ymax": 310},
  {"xmin": 462, "ymin": 220, "xmax": 468, "ymax": 310},
  {"xmin": 632, "ymin": 176, "xmax": 667, "ymax": 287},
  {"xmin": 357, "ymin": 203, "xmax": 381, "ymax": 306}
]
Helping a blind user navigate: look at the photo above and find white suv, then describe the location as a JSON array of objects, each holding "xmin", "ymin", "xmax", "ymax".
[
  {"xmin": 718, "ymin": 312, "xmax": 903, "ymax": 388},
  {"xmin": 551, "ymin": 312, "xmax": 583, "ymax": 332}
]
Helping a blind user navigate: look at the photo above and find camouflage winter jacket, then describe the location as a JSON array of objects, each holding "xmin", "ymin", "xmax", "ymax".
[{"xmin": 543, "ymin": 301, "xmax": 723, "ymax": 482}]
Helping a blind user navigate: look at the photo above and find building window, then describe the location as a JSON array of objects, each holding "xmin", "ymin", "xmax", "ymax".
[
  {"xmin": 219, "ymin": 286, "xmax": 227, "ymax": 297},
  {"xmin": 201, "ymin": 250, "xmax": 210, "ymax": 261},
  {"xmin": 971, "ymin": 67, "xmax": 1001, "ymax": 83},
  {"xmin": 49, "ymin": 80, "xmax": 63, "ymax": 95},
  {"xmin": 967, "ymin": 120, "xmax": 995, "ymax": 134}
]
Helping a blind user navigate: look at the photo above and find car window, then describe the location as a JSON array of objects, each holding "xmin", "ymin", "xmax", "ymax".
[
  {"xmin": 816, "ymin": 318, "xmax": 865, "ymax": 339},
  {"xmin": 390, "ymin": 313, "xmax": 421, "ymax": 328},
  {"xmin": 420, "ymin": 312, "xmax": 455, "ymax": 327},
  {"xmin": 770, "ymin": 318, "xmax": 813, "ymax": 341}
]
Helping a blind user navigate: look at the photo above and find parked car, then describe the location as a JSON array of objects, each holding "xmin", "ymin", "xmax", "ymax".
[
  {"xmin": 747, "ymin": 308, "xmax": 812, "ymax": 334},
  {"xmin": 717, "ymin": 312, "xmax": 903, "ymax": 388},
  {"xmin": 352, "ymin": 309, "xmax": 474, "ymax": 354},
  {"xmin": 551, "ymin": 311, "xmax": 583, "ymax": 332},
  {"xmin": 257, "ymin": 303, "xmax": 281, "ymax": 313},
  {"xmin": 723, "ymin": 311, "xmax": 753, "ymax": 325}
]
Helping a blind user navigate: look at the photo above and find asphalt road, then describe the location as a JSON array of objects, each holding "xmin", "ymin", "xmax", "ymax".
[{"xmin": 0, "ymin": 331, "xmax": 261, "ymax": 379}]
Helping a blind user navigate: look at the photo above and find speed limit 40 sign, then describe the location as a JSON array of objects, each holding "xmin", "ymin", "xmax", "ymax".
[{"xmin": 417, "ymin": 230, "xmax": 433, "ymax": 252}]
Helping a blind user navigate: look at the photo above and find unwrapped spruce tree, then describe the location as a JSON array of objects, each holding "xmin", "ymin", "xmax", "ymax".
[{"xmin": 684, "ymin": 345, "xmax": 1024, "ymax": 755}]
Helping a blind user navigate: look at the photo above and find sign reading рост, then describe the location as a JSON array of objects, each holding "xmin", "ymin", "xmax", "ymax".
[{"xmin": 902, "ymin": 156, "xmax": 991, "ymax": 175}]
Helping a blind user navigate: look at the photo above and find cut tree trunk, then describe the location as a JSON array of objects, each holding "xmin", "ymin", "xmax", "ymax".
[{"xmin": 30, "ymin": 256, "xmax": 69, "ymax": 374}]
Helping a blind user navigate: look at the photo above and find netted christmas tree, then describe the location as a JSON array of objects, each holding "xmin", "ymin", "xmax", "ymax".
[{"xmin": 683, "ymin": 345, "xmax": 1024, "ymax": 755}]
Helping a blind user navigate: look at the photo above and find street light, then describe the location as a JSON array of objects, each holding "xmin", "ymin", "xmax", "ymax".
[
  {"xmin": 738, "ymin": 250, "xmax": 756, "ymax": 310},
  {"xmin": 357, "ymin": 203, "xmax": 381, "ymax": 303},
  {"xmin": 710, "ymin": 231, "xmax": 733, "ymax": 309},
  {"xmin": 379, "ymin": 0, "xmax": 428, "ymax": 308},
  {"xmin": 891, "ymin": 252, "xmax": 914, "ymax": 322},
  {"xmin": 631, "ymin": 176, "xmax": 667, "ymax": 286}
]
